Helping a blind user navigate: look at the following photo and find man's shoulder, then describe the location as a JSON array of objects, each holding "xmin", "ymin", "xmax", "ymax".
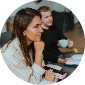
[
  {"xmin": 51, "ymin": 25, "xmax": 62, "ymax": 31},
  {"xmin": 50, "ymin": 25, "xmax": 56, "ymax": 28},
  {"xmin": 49, "ymin": 25, "xmax": 58, "ymax": 31}
]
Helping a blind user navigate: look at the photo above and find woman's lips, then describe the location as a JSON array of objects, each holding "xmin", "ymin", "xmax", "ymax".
[{"xmin": 38, "ymin": 35, "xmax": 41, "ymax": 37}]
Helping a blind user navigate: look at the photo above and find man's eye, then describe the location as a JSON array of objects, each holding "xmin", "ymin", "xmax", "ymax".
[{"xmin": 45, "ymin": 17, "xmax": 48, "ymax": 18}]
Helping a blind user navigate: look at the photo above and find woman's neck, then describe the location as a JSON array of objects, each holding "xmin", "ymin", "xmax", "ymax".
[{"xmin": 26, "ymin": 38, "xmax": 32, "ymax": 46}]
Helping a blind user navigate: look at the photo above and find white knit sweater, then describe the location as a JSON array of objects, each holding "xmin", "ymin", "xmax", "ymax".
[{"xmin": 1, "ymin": 37, "xmax": 45, "ymax": 84}]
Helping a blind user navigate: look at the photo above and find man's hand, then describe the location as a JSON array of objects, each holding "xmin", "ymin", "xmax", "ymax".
[
  {"xmin": 58, "ymin": 57, "xmax": 73, "ymax": 64},
  {"xmin": 64, "ymin": 57, "xmax": 73, "ymax": 63},
  {"xmin": 67, "ymin": 39, "xmax": 74, "ymax": 48}
]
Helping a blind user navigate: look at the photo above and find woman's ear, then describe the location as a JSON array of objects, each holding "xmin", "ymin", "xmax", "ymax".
[{"xmin": 23, "ymin": 31, "xmax": 26, "ymax": 36}]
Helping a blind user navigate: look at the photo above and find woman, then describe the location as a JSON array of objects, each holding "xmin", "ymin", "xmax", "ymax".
[{"xmin": 1, "ymin": 8, "xmax": 57, "ymax": 84}]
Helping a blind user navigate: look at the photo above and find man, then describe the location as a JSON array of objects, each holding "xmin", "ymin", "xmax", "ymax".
[{"xmin": 38, "ymin": 6, "xmax": 76, "ymax": 76}]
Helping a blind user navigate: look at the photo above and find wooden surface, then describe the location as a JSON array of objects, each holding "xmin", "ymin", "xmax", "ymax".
[{"xmin": 58, "ymin": 26, "xmax": 85, "ymax": 53}]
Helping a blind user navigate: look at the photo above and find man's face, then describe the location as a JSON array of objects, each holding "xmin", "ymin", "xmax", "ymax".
[{"xmin": 41, "ymin": 10, "xmax": 53, "ymax": 27}]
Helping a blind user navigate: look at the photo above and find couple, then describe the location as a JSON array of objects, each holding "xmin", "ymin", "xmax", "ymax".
[{"xmin": 1, "ymin": 6, "xmax": 74, "ymax": 84}]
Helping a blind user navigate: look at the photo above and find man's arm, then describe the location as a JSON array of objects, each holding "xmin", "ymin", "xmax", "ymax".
[
  {"xmin": 43, "ymin": 48, "xmax": 59, "ymax": 63},
  {"xmin": 41, "ymin": 33, "xmax": 58, "ymax": 63},
  {"xmin": 57, "ymin": 29, "xmax": 67, "ymax": 40},
  {"xmin": 41, "ymin": 33, "xmax": 57, "ymax": 63},
  {"xmin": 57, "ymin": 29, "xmax": 74, "ymax": 48},
  {"xmin": 43, "ymin": 48, "xmax": 72, "ymax": 64},
  {"xmin": 58, "ymin": 58, "xmax": 66, "ymax": 63}
]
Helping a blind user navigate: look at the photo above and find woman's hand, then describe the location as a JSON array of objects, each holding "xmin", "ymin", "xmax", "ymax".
[
  {"xmin": 34, "ymin": 41, "xmax": 44, "ymax": 55},
  {"xmin": 45, "ymin": 69, "xmax": 57, "ymax": 82},
  {"xmin": 34, "ymin": 41, "xmax": 44, "ymax": 67}
]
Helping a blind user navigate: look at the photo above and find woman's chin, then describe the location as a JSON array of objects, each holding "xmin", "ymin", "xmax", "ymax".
[{"xmin": 34, "ymin": 39, "xmax": 41, "ymax": 42}]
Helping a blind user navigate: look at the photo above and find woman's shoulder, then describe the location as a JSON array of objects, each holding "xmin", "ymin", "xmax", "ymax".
[
  {"xmin": 1, "ymin": 37, "xmax": 25, "ymax": 65},
  {"xmin": 1, "ymin": 37, "xmax": 19, "ymax": 52}
]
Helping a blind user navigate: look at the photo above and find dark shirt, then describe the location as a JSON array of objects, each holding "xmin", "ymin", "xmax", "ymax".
[{"xmin": 41, "ymin": 25, "xmax": 67, "ymax": 63}]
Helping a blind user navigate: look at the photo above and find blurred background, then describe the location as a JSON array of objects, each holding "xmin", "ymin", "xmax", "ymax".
[
  {"xmin": 0, "ymin": 0, "xmax": 85, "ymax": 53},
  {"xmin": 2, "ymin": 0, "xmax": 79, "ymax": 33}
]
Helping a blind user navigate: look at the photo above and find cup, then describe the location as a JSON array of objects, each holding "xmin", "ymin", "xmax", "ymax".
[{"xmin": 59, "ymin": 39, "xmax": 68, "ymax": 48}]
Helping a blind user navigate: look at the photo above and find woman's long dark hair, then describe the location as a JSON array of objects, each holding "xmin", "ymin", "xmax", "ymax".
[{"xmin": 2, "ymin": 8, "xmax": 41, "ymax": 66}]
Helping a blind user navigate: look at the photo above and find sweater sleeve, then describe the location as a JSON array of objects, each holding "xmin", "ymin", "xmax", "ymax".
[
  {"xmin": 43, "ymin": 47, "xmax": 59, "ymax": 63},
  {"xmin": 1, "ymin": 47, "xmax": 45, "ymax": 84},
  {"xmin": 57, "ymin": 29, "xmax": 67, "ymax": 40},
  {"xmin": 9, "ymin": 62, "xmax": 45, "ymax": 84},
  {"xmin": 41, "ymin": 31, "xmax": 59, "ymax": 63}
]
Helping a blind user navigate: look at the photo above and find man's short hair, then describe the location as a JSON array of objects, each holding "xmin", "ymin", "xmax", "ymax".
[{"xmin": 38, "ymin": 6, "xmax": 50, "ymax": 14}]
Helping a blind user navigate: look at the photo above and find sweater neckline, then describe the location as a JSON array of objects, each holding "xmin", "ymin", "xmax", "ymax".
[{"xmin": 42, "ymin": 25, "xmax": 54, "ymax": 30}]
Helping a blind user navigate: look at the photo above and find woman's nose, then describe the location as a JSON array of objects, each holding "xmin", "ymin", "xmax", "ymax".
[{"xmin": 39, "ymin": 26, "xmax": 43, "ymax": 33}]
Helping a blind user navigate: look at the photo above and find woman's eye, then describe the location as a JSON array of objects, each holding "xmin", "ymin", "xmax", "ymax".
[{"xmin": 34, "ymin": 26, "xmax": 38, "ymax": 28}]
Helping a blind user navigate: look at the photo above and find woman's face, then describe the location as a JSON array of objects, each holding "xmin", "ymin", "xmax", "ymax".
[{"xmin": 23, "ymin": 16, "xmax": 43, "ymax": 43}]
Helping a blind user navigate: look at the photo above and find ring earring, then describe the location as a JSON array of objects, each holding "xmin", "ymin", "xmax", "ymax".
[{"xmin": 23, "ymin": 32, "xmax": 25, "ymax": 36}]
